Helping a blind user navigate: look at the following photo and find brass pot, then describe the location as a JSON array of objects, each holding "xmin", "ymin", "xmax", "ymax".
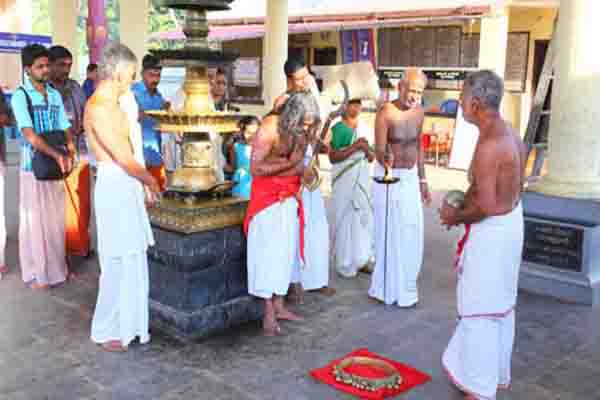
[
  {"xmin": 443, "ymin": 190, "xmax": 466, "ymax": 209},
  {"xmin": 168, "ymin": 132, "xmax": 219, "ymax": 192},
  {"xmin": 169, "ymin": 166, "xmax": 218, "ymax": 192}
]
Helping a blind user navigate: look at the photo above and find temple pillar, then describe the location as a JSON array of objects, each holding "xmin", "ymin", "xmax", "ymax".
[
  {"xmin": 478, "ymin": 7, "xmax": 510, "ymax": 116},
  {"xmin": 49, "ymin": 0, "xmax": 79, "ymax": 77},
  {"xmin": 119, "ymin": 0, "xmax": 148, "ymax": 65},
  {"xmin": 478, "ymin": 7, "xmax": 509, "ymax": 78},
  {"xmin": 531, "ymin": 0, "xmax": 600, "ymax": 198},
  {"xmin": 520, "ymin": 1, "xmax": 600, "ymax": 306},
  {"xmin": 262, "ymin": 0, "xmax": 288, "ymax": 111}
]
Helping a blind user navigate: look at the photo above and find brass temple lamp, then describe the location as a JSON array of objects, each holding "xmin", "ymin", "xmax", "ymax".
[
  {"xmin": 147, "ymin": 0, "xmax": 244, "ymax": 193},
  {"xmin": 145, "ymin": 0, "xmax": 249, "ymax": 234}
]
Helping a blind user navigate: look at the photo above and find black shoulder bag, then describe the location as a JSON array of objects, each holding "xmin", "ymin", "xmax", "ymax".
[{"xmin": 19, "ymin": 88, "xmax": 69, "ymax": 180}]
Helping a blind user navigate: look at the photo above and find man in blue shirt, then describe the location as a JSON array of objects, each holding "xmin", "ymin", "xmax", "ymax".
[
  {"xmin": 82, "ymin": 63, "xmax": 98, "ymax": 100},
  {"xmin": 131, "ymin": 54, "xmax": 170, "ymax": 191},
  {"xmin": 11, "ymin": 44, "xmax": 75, "ymax": 289}
]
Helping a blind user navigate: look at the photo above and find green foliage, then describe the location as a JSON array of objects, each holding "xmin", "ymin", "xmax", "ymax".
[
  {"xmin": 30, "ymin": 0, "xmax": 182, "ymax": 52},
  {"xmin": 148, "ymin": 3, "xmax": 184, "ymax": 50},
  {"xmin": 32, "ymin": 0, "xmax": 51, "ymax": 35}
]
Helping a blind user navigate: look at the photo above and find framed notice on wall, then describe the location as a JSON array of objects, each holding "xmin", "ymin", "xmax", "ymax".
[
  {"xmin": 505, "ymin": 32, "xmax": 529, "ymax": 92},
  {"xmin": 232, "ymin": 57, "xmax": 261, "ymax": 88}
]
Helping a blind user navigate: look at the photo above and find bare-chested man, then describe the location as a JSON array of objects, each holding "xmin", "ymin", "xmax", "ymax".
[
  {"xmin": 244, "ymin": 91, "xmax": 321, "ymax": 336},
  {"xmin": 271, "ymin": 59, "xmax": 336, "ymax": 303},
  {"xmin": 440, "ymin": 70, "xmax": 526, "ymax": 400},
  {"xmin": 369, "ymin": 68, "xmax": 431, "ymax": 307},
  {"xmin": 85, "ymin": 42, "xmax": 159, "ymax": 352}
]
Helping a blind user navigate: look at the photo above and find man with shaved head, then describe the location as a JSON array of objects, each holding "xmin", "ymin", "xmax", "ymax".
[{"xmin": 369, "ymin": 68, "xmax": 431, "ymax": 307}]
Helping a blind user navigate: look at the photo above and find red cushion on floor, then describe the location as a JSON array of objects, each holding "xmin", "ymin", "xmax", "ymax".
[{"xmin": 310, "ymin": 348, "xmax": 431, "ymax": 399}]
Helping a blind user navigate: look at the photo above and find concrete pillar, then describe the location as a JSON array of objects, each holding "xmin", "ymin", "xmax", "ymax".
[
  {"xmin": 478, "ymin": 7, "xmax": 512, "ymax": 126},
  {"xmin": 262, "ymin": 0, "xmax": 288, "ymax": 111},
  {"xmin": 532, "ymin": 1, "xmax": 600, "ymax": 198},
  {"xmin": 49, "ymin": 0, "xmax": 79, "ymax": 78},
  {"xmin": 87, "ymin": 0, "xmax": 108, "ymax": 64},
  {"xmin": 478, "ymin": 7, "xmax": 509, "ymax": 78},
  {"xmin": 119, "ymin": 0, "xmax": 148, "ymax": 67}
]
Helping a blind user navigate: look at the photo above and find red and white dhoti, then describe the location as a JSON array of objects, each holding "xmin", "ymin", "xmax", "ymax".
[
  {"xmin": 443, "ymin": 202, "xmax": 523, "ymax": 399},
  {"xmin": 244, "ymin": 176, "xmax": 304, "ymax": 299}
]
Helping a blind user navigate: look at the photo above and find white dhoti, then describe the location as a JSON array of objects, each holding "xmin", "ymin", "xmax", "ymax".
[
  {"xmin": 443, "ymin": 203, "xmax": 524, "ymax": 399},
  {"xmin": 247, "ymin": 198, "xmax": 300, "ymax": 299},
  {"xmin": 368, "ymin": 163, "xmax": 423, "ymax": 306},
  {"xmin": 292, "ymin": 186, "xmax": 330, "ymax": 290},
  {"xmin": 91, "ymin": 159, "xmax": 155, "ymax": 346},
  {"xmin": 331, "ymin": 153, "xmax": 374, "ymax": 278}
]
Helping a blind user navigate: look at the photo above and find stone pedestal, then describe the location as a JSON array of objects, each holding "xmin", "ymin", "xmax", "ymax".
[
  {"xmin": 520, "ymin": 192, "xmax": 600, "ymax": 305},
  {"xmin": 147, "ymin": 199, "xmax": 263, "ymax": 340}
]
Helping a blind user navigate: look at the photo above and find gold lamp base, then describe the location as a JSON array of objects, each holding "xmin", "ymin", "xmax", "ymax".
[{"xmin": 148, "ymin": 196, "xmax": 247, "ymax": 234}]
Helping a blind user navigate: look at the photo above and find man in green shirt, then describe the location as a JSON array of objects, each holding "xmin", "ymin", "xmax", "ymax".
[{"xmin": 329, "ymin": 98, "xmax": 375, "ymax": 278}]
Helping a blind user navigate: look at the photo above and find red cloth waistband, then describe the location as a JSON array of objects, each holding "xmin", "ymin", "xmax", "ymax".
[
  {"xmin": 454, "ymin": 223, "xmax": 471, "ymax": 272},
  {"xmin": 243, "ymin": 175, "xmax": 305, "ymax": 261}
]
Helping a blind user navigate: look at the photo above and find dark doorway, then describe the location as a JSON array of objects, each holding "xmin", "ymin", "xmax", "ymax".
[
  {"xmin": 288, "ymin": 47, "xmax": 307, "ymax": 63},
  {"xmin": 532, "ymin": 39, "xmax": 553, "ymax": 143},
  {"xmin": 313, "ymin": 47, "xmax": 337, "ymax": 66},
  {"xmin": 532, "ymin": 40, "xmax": 553, "ymax": 108}
]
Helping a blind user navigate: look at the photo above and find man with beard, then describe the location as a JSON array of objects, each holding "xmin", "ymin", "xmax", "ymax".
[
  {"xmin": 48, "ymin": 45, "xmax": 91, "ymax": 258},
  {"xmin": 11, "ymin": 44, "xmax": 75, "ymax": 289},
  {"xmin": 244, "ymin": 91, "xmax": 320, "ymax": 336},
  {"xmin": 369, "ymin": 68, "xmax": 431, "ymax": 307},
  {"xmin": 273, "ymin": 59, "xmax": 336, "ymax": 302}
]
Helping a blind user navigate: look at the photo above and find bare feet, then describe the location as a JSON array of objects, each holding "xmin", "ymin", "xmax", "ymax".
[
  {"xmin": 318, "ymin": 286, "xmax": 336, "ymax": 296},
  {"xmin": 263, "ymin": 317, "xmax": 282, "ymax": 337},
  {"xmin": 398, "ymin": 300, "xmax": 418, "ymax": 309},
  {"xmin": 101, "ymin": 340, "xmax": 128, "ymax": 352},
  {"xmin": 275, "ymin": 308, "xmax": 304, "ymax": 322},
  {"xmin": 359, "ymin": 265, "xmax": 373, "ymax": 274},
  {"xmin": 30, "ymin": 282, "xmax": 50, "ymax": 290},
  {"xmin": 287, "ymin": 283, "xmax": 305, "ymax": 305},
  {"xmin": 368, "ymin": 295, "xmax": 384, "ymax": 304}
]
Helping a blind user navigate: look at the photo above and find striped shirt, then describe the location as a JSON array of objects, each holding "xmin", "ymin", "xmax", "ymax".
[{"xmin": 11, "ymin": 77, "xmax": 71, "ymax": 171}]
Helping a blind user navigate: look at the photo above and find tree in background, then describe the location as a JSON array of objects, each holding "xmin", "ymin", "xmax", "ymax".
[{"xmin": 32, "ymin": 0, "xmax": 181, "ymax": 53}]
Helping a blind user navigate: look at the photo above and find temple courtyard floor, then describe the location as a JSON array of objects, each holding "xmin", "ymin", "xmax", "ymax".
[{"xmin": 0, "ymin": 164, "xmax": 599, "ymax": 400}]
